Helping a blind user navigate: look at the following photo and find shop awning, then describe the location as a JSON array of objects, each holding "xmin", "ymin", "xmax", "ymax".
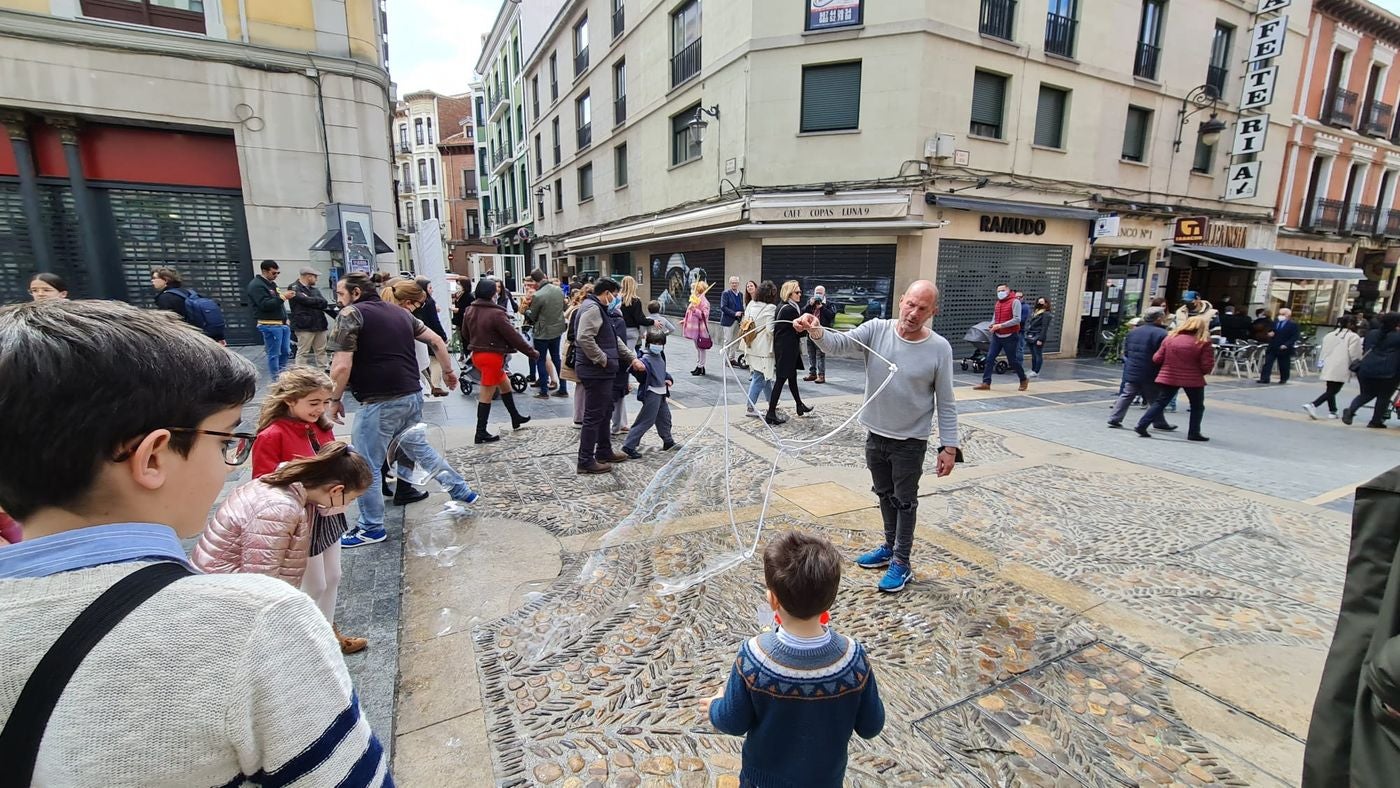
[
  {"xmin": 1171, "ymin": 245, "xmax": 1365, "ymax": 281},
  {"xmin": 310, "ymin": 229, "xmax": 395, "ymax": 255},
  {"xmin": 928, "ymin": 194, "xmax": 1103, "ymax": 221}
]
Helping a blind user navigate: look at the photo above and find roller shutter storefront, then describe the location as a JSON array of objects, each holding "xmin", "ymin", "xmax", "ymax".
[
  {"xmin": 759, "ymin": 244, "xmax": 895, "ymax": 320},
  {"xmin": 933, "ymin": 239, "xmax": 1072, "ymax": 356}
]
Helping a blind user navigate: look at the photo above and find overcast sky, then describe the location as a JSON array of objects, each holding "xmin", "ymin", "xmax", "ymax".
[{"xmin": 386, "ymin": 0, "xmax": 1400, "ymax": 97}]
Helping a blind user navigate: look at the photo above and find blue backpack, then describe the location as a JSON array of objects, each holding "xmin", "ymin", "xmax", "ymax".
[{"xmin": 171, "ymin": 288, "xmax": 226, "ymax": 338}]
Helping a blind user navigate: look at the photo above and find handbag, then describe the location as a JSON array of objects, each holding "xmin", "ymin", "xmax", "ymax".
[
  {"xmin": 738, "ymin": 316, "xmax": 757, "ymax": 346},
  {"xmin": 695, "ymin": 321, "xmax": 714, "ymax": 350}
]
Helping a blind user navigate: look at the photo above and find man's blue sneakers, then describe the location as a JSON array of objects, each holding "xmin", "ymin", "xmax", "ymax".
[{"xmin": 854, "ymin": 545, "xmax": 893, "ymax": 569}]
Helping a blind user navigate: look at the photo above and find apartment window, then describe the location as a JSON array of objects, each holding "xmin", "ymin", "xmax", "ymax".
[
  {"xmin": 578, "ymin": 162, "xmax": 594, "ymax": 202},
  {"xmin": 552, "ymin": 117, "xmax": 561, "ymax": 165},
  {"xmin": 433, "ymin": 199, "xmax": 440, "ymax": 220},
  {"xmin": 671, "ymin": 0, "xmax": 702, "ymax": 88},
  {"xmin": 535, "ymin": 134, "xmax": 543, "ymax": 174},
  {"xmin": 549, "ymin": 52, "xmax": 559, "ymax": 100},
  {"xmin": 80, "ymin": 0, "xmax": 205, "ymax": 33},
  {"xmin": 615, "ymin": 143, "xmax": 628, "ymax": 187},
  {"xmin": 1206, "ymin": 23, "xmax": 1232, "ymax": 98},
  {"xmin": 979, "ymin": 0, "xmax": 1015, "ymax": 41},
  {"xmin": 398, "ymin": 125, "xmax": 409, "ymax": 151},
  {"xmin": 1134, "ymin": 0, "xmax": 1165, "ymax": 80},
  {"xmin": 672, "ymin": 104, "xmax": 703, "ymax": 166},
  {"xmin": 406, "ymin": 204, "xmax": 415, "ymax": 227},
  {"xmin": 612, "ymin": 0, "xmax": 625, "ymax": 38},
  {"xmin": 554, "ymin": 177, "xmax": 564, "ymax": 212},
  {"xmin": 970, "ymin": 70, "xmax": 1007, "ymax": 139},
  {"xmin": 1192, "ymin": 136, "xmax": 1214, "ymax": 174},
  {"xmin": 426, "ymin": 118, "xmax": 434, "ymax": 144},
  {"xmin": 532, "ymin": 76, "xmax": 541, "ymax": 119},
  {"xmin": 614, "ymin": 60, "xmax": 628, "ymax": 126},
  {"xmin": 401, "ymin": 163, "xmax": 411, "ymax": 186},
  {"xmin": 574, "ymin": 16, "xmax": 590, "ymax": 76},
  {"xmin": 420, "ymin": 199, "xmax": 430, "ymax": 220},
  {"xmin": 1034, "ymin": 85, "xmax": 1068, "ymax": 148},
  {"xmin": 800, "ymin": 62, "xmax": 862, "ymax": 133},
  {"xmin": 1045, "ymin": 0, "xmax": 1076, "ymax": 58},
  {"xmin": 577, "ymin": 92, "xmax": 592, "ymax": 149},
  {"xmin": 418, "ymin": 158, "xmax": 428, "ymax": 184},
  {"xmin": 415, "ymin": 119, "xmax": 425, "ymax": 145},
  {"xmin": 429, "ymin": 159, "xmax": 437, "ymax": 186},
  {"xmin": 1122, "ymin": 106, "xmax": 1152, "ymax": 162}
]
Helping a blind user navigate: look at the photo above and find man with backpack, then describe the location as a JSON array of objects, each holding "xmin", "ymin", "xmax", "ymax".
[
  {"xmin": 150, "ymin": 268, "xmax": 227, "ymax": 345},
  {"xmin": 247, "ymin": 260, "xmax": 293, "ymax": 378}
]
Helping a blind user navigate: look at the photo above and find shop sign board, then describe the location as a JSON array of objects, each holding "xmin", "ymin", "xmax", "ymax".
[
  {"xmin": 750, "ymin": 200, "xmax": 907, "ymax": 222},
  {"xmin": 1174, "ymin": 217, "xmax": 1209, "ymax": 244},
  {"xmin": 1247, "ymin": 16, "xmax": 1288, "ymax": 63},
  {"xmin": 806, "ymin": 0, "xmax": 862, "ymax": 31},
  {"xmin": 1257, "ymin": 0, "xmax": 1291, "ymax": 14},
  {"xmin": 1240, "ymin": 66, "xmax": 1279, "ymax": 110},
  {"xmin": 1093, "ymin": 214, "xmax": 1121, "ymax": 239},
  {"xmin": 1226, "ymin": 4, "xmax": 1287, "ymax": 202},
  {"xmin": 1207, "ymin": 222, "xmax": 1250, "ymax": 248},
  {"xmin": 979, "ymin": 215, "xmax": 1046, "ymax": 235},
  {"xmin": 1231, "ymin": 117, "xmax": 1269, "ymax": 156},
  {"xmin": 1226, "ymin": 162, "xmax": 1261, "ymax": 200}
]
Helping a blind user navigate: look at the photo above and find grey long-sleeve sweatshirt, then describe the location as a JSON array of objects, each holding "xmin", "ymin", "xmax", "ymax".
[{"xmin": 811, "ymin": 319, "xmax": 960, "ymax": 446}]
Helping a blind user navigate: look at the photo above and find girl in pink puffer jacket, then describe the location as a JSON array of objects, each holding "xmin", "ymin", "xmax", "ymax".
[{"xmin": 192, "ymin": 442, "xmax": 372, "ymax": 586}]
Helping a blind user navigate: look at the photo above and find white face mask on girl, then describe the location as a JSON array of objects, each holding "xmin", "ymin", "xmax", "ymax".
[{"xmin": 317, "ymin": 489, "xmax": 349, "ymax": 516}]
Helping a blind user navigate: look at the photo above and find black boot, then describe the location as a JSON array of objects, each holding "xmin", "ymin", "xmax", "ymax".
[
  {"xmin": 501, "ymin": 393, "xmax": 531, "ymax": 430},
  {"xmin": 392, "ymin": 482, "xmax": 429, "ymax": 505},
  {"xmin": 475, "ymin": 402, "xmax": 499, "ymax": 444},
  {"xmin": 380, "ymin": 462, "xmax": 393, "ymax": 498}
]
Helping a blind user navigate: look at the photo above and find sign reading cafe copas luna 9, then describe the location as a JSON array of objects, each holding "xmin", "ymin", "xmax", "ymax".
[{"xmin": 1224, "ymin": 0, "xmax": 1291, "ymax": 202}]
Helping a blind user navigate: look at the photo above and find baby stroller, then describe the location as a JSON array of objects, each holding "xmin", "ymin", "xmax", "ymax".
[
  {"xmin": 960, "ymin": 321, "xmax": 1008, "ymax": 374},
  {"xmin": 458, "ymin": 351, "xmax": 529, "ymax": 397}
]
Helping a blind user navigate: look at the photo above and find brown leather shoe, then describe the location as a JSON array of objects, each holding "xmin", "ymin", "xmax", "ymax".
[
  {"xmin": 1018, "ymin": 379, "xmax": 1029, "ymax": 391},
  {"xmin": 604, "ymin": 452, "xmax": 630, "ymax": 463},
  {"xmin": 816, "ymin": 375, "xmax": 826, "ymax": 384},
  {"xmin": 803, "ymin": 374, "xmax": 818, "ymax": 382},
  {"xmin": 972, "ymin": 383, "xmax": 991, "ymax": 391},
  {"xmin": 335, "ymin": 625, "xmax": 368, "ymax": 655},
  {"xmin": 577, "ymin": 461, "xmax": 614, "ymax": 474}
]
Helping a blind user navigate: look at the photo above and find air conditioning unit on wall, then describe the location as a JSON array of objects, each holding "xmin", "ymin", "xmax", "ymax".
[{"xmin": 924, "ymin": 133, "xmax": 956, "ymax": 160}]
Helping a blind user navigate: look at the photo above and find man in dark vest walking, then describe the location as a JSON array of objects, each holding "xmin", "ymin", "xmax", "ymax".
[
  {"xmin": 573, "ymin": 278, "xmax": 646, "ymax": 474},
  {"xmin": 326, "ymin": 273, "xmax": 479, "ymax": 547}
]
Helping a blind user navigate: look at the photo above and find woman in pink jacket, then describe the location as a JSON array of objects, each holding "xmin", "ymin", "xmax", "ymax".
[
  {"xmin": 192, "ymin": 442, "xmax": 372, "ymax": 586},
  {"xmin": 682, "ymin": 280, "xmax": 713, "ymax": 377},
  {"xmin": 1135, "ymin": 315, "xmax": 1216, "ymax": 442}
]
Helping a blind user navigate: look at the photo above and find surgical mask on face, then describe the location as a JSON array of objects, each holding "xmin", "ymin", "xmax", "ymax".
[
  {"xmin": 607, "ymin": 298, "xmax": 621, "ymax": 314},
  {"xmin": 317, "ymin": 489, "xmax": 349, "ymax": 516},
  {"xmin": 997, "ymin": 291, "xmax": 1009, "ymax": 300},
  {"xmin": 647, "ymin": 344, "xmax": 664, "ymax": 355}
]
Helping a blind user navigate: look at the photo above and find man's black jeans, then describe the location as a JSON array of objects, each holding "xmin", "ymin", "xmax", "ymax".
[
  {"xmin": 865, "ymin": 433, "xmax": 928, "ymax": 567},
  {"xmin": 577, "ymin": 376, "xmax": 616, "ymax": 467}
]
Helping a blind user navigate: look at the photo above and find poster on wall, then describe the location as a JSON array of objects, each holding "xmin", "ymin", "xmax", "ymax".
[
  {"xmin": 649, "ymin": 249, "xmax": 725, "ymax": 319},
  {"xmin": 339, "ymin": 206, "xmax": 375, "ymax": 275},
  {"xmin": 806, "ymin": 0, "xmax": 862, "ymax": 31}
]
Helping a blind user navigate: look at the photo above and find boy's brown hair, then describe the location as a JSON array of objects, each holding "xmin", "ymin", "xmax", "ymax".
[{"xmin": 763, "ymin": 531, "xmax": 842, "ymax": 619}]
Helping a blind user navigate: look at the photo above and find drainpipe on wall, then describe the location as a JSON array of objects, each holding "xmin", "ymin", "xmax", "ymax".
[{"xmin": 237, "ymin": 0, "xmax": 249, "ymax": 43}]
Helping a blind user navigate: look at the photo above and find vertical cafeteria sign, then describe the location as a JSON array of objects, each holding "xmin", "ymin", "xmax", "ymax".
[{"xmin": 1224, "ymin": 0, "xmax": 1290, "ymax": 201}]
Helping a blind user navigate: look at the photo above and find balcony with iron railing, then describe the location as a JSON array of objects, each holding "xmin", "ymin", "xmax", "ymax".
[
  {"xmin": 397, "ymin": 141, "xmax": 411, "ymax": 154},
  {"xmin": 671, "ymin": 39, "xmax": 701, "ymax": 87},
  {"xmin": 1324, "ymin": 88, "xmax": 1358, "ymax": 128},
  {"xmin": 612, "ymin": 5, "xmax": 624, "ymax": 38},
  {"xmin": 980, "ymin": 0, "xmax": 1015, "ymax": 41},
  {"xmin": 1347, "ymin": 204, "xmax": 1379, "ymax": 235},
  {"xmin": 1206, "ymin": 65, "xmax": 1228, "ymax": 99},
  {"xmin": 575, "ymin": 47, "xmax": 589, "ymax": 77},
  {"xmin": 405, "ymin": 221, "xmax": 418, "ymax": 234},
  {"xmin": 1134, "ymin": 41, "xmax": 1161, "ymax": 80},
  {"xmin": 1303, "ymin": 198, "xmax": 1345, "ymax": 232},
  {"xmin": 1044, "ymin": 11, "xmax": 1075, "ymax": 58},
  {"xmin": 577, "ymin": 123, "xmax": 592, "ymax": 150},
  {"xmin": 400, "ymin": 181, "xmax": 414, "ymax": 194},
  {"xmin": 614, "ymin": 95, "xmax": 627, "ymax": 126},
  {"xmin": 488, "ymin": 92, "xmax": 510, "ymax": 123},
  {"xmin": 1385, "ymin": 210, "xmax": 1400, "ymax": 237},
  {"xmin": 1364, "ymin": 100, "xmax": 1394, "ymax": 137}
]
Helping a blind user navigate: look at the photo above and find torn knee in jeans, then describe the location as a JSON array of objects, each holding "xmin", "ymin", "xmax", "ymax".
[{"xmin": 873, "ymin": 490, "xmax": 918, "ymax": 512}]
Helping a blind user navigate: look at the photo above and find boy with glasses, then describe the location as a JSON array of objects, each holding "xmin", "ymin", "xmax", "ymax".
[{"xmin": 0, "ymin": 300, "xmax": 391, "ymax": 786}]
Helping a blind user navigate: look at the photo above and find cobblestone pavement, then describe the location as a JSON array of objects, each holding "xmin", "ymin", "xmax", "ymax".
[{"xmin": 228, "ymin": 346, "xmax": 1397, "ymax": 785}]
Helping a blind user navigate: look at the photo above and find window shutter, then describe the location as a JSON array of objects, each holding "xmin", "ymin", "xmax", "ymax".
[
  {"xmin": 801, "ymin": 62, "xmax": 862, "ymax": 133},
  {"xmin": 1034, "ymin": 86, "xmax": 1066, "ymax": 148},
  {"xmin": 971, "ymin": 71, "xmax": 1006, "ymax": 130}
]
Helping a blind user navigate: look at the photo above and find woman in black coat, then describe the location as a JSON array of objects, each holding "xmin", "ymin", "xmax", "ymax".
[
  {"xmin": 765, "ymin": 280, "xmax": 812, "ymax": 424},
  {"xmin": 1343, "ymin": 311, "xmax": 1400, "ymax": 428}
]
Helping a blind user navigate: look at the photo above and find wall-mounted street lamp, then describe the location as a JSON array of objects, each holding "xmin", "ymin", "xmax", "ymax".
[
  {"xmin": 1174, "ymin": 84, "xmax": 1228, "ymax": 152},
  {"xmin": 686, "ymin": 105, "xmax": 721, "ymax": 147},
  {"xmin": 533, "ymin": 183, "xmax": 552, "ymax": 201}
]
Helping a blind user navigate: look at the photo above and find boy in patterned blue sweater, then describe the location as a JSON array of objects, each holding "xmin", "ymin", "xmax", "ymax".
[{"xmin": 702, "ymin": 531, "xmax": 885, "ymax": 787}]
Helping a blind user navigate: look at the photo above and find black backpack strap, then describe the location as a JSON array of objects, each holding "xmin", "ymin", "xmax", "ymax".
[{"xmin": 0, "ymin": 562, "xmax": 193, "ymax": 784}]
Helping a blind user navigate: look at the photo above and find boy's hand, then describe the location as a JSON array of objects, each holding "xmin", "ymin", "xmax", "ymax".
[{"xmin": 699, "ymin": 692, "xmax": 724, "ymax": 713}]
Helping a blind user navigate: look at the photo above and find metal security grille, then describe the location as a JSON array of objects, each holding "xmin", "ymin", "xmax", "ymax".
[
  {"xmin": 0, "ymin": 183, "xmax": 33, "ymax": 305},
  {"xmin": 0, "ymin": 182, "xmax": 90, "ymax": 303},
  {"xmin": 760, "ymin": 244, "xmax": 895, "ymax": 319},
  {"xmin": 105, "ymin": 189, "xmax": 257, "ymax": 345},
  {"xmin": 933, "ymin": 239, "xmax": 1072, "ymax": 356}
]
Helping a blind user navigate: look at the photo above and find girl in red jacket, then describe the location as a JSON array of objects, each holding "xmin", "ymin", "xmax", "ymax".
[
  {"xmin": 1136, "ymin": 315, "xmax": 1216, "ymax": 442},
  {"xmin": 251, "ymin": 368, "xmax": 368, "ymax": 654}
]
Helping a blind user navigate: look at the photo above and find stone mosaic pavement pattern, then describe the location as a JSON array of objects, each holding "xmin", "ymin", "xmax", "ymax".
[{"xmin": 379, "ymin": 357, "xmax": 1389, "ymax": 786}]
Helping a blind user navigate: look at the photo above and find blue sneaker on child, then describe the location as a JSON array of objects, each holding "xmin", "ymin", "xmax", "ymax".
[
  {"xmin": 341, "ymin": 526, "xmax": 387, "ymax": 548},
  {"xmin": 448, "ymin": 483, "xmax": 479, "ymax": 506},
  {"xmin": 854, "ymin": 545, "xmax": 893, "ymax": 569},
  {"xmin": 878, "ymin": 562, "xmax": 912, "ymax": 593}
]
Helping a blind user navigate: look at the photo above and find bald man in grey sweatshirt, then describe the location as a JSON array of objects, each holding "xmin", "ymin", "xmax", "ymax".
[{"xmin": 794, "ymin": 280, "xmax": 959, "ymax": 594}]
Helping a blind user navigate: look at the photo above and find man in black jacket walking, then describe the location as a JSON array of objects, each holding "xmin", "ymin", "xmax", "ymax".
[
  {"xmin": 1106, "ymin": 307, "xmax": 1176, "ymax": 431},
  {"xmin": 246, "ymin": 260, "xmax": 292, "ymax": 377},
  {"xmin": 289, "ymin": 268, "xmax": 331, "ymax": 369}
]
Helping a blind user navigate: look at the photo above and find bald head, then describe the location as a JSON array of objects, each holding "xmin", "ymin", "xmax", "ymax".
[{"xmin": 896, "ymin": 280, "xmax": 939, "ymax": 338}]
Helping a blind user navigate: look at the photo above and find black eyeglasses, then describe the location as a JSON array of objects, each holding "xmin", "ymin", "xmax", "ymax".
[{"xmin": 112, "ymin": 428, "xmax": 257, "ymax": 466}]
